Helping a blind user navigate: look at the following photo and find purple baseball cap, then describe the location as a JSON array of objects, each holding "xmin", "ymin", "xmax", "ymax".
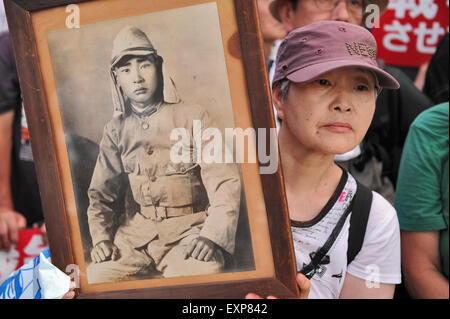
[{"xmin": 273, "ymin": 21, "xmax": 400, "ymax": 89}]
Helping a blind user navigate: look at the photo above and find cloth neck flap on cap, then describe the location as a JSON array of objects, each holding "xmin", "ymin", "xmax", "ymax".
[{"xmin": 110, "ymin": 26, "xmax": 180, "ymax": 118}]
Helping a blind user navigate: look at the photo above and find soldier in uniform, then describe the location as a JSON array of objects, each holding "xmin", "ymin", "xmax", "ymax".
[{"xmin": 86, "ymin": 26, "xmax": 241, "ymax": 284}]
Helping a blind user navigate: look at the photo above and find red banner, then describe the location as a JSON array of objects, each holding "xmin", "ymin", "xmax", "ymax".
[
  {"xmin": 372, "ymin": 0, "xmax": 449, "ymax": 67},
  {"xmin": 0, "ymin": 229, "xmax": 48, "ymax": 284}
]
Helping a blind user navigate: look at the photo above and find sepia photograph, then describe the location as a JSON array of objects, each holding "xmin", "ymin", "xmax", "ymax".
[
  {"xmin": 46, "ymin": 2, "xmax": 255, "ymax": 284},
  {"xmin": 4, "ymin": 0, "xmax": 299, "ymax": 299}
]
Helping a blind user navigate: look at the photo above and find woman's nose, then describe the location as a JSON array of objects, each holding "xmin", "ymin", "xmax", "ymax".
[
  {"xmin": 333, "ymin": 104, "xmax": 352, "ymax": 112},
  {"xmin": 331, "ymin": 89, "xmax": 354, "ymax": 112}
]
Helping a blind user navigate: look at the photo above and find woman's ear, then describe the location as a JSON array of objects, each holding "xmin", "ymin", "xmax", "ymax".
[{"xmin": 272, "ymin": 82, "xmax": 286, "ymax": 120}]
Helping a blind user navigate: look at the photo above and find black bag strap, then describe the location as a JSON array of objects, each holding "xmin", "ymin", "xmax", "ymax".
[
  {"xmin": 347, "ymin": 181, "xmax": 373, "ymax": 265},
  {"xmin": 300, "ymin": 200, "xmax": 355, "ymax": 279},
  {"xmin": 299, "ymin": 180, "xmax": 373, "ymax": 278}
]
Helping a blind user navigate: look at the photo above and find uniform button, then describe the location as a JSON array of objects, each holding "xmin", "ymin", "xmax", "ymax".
[
  {"xmin": 147, "ymin": 146, "xmax": 154, "ymax": 155},
  {"xmin": 151, "ymin": 176, "xmax": 157, "ymax": 182},
  {"xmin": 142, "ymin": 122, "xmax": 149, "ymax": 130}
]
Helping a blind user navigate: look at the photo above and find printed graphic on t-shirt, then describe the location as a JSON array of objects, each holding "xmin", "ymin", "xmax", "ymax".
[
  {"xmin": 19, "ymin": 105, "xmax": 33, "ymax": 162},
  {"xmin": 291, "ymin": 175, "xmax": 357, "ymax": 299}
]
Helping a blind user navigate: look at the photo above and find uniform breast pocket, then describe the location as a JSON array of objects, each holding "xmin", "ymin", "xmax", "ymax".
[
  {"xmin": 123, "ymin": 156, "xmax": 142, "ymax": 175},
  {"xmin": 123, "ymin": 156, "xmax": 145, "ymax": 204}
]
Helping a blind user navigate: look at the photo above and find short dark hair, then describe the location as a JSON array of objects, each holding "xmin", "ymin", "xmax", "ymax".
[
  {"xmin": 114, "ymin": 53, "xmax": 160, "ymax": 70},
  {"xmin": 290, "ymin": 0, "xmax": 299, "ymax": 11},
  {"xmin": 280, "ymin": 79, "xmax": 291, "ymax": 101}
]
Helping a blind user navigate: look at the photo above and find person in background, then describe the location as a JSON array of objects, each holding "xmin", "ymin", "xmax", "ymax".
[
  {"xmin": 257, "ymin": 0, "xmax": 288, "ymax": 65},
  {"xmin": 0, "ymin": 30, "xmax": 74, "ymax": 299},
  {"xmin": 394, "ymin": 32, "xmax": 449, "ymax": 300},
  {"xmin": 394, "ymin": 102, "xmax": 449, "ymax": 299},
  {"xmin": 0, "ymin": 2, "xmax": 7, "ymax": 32},
  {"xmin": 413, "ymin": 62, "xmax": 429, "ymax": 91},
  {"xmin": 267, "ymin": 0, "xmax": 433, "ymax": 205},
  {"xmin": 423, "ymin": 34, "xmax": 449, "ymax": 106},
  {"xmin": 0, "ymin": 31, "xmax": 45, "ymax": 251},
  {"xmin": 249, "ymin": 21, "xmax": 401, "ymax": 299}
]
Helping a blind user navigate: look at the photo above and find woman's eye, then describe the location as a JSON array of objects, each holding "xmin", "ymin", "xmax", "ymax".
[
  {"xmin": 141, "ymin": 63, "xmax": 151, "ymax": 69},
  {"xmin": 350, "ymin": 0, "xmax": 363, "ymax": 7},
  {"xmin": 120, "ymin": 68, "xmax": 130, "ymax": 73},
  {"xmin": 316, "ymin": 79, "xmax": 331, "ymax": 86},
  {"xmin": 355, "ymin": 84, "xmax": 369, "ymax": 91}
]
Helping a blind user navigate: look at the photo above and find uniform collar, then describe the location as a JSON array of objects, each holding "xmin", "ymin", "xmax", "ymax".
[{"xmin": 129, "ymin": 101, "xmax": 162, "ymax": 118}]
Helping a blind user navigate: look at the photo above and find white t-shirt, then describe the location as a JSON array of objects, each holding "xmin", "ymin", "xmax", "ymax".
[{"xmin": 291, "ymin": 171, "xmax": 401, "ymax": 299}]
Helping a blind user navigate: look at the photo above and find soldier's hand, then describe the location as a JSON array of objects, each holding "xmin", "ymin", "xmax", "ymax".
[
  {"xmin": 0, "ymin": 208, "xmax": 27, "ymax": 251},
  {"xmin": 91, "ymin": 241, "xmax": 120, "ymax": 263},
  {"xmin": 184, "ymin": 236, "xmax": 217, "ymax": 262}
]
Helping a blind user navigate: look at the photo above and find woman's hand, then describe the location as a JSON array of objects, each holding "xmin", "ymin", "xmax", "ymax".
[
  {"xmin": 62, "ymin": 280, "xmax": 77, "ymax": 299},
  {"xmin": 246, "ymin": 273, "xmax": 311, "ymax": 299}
]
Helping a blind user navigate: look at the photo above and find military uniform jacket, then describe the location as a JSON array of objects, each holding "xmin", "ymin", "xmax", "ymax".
[{"xmin": 87, "ymin": 102, "xmax": 241, "ymax": 255}]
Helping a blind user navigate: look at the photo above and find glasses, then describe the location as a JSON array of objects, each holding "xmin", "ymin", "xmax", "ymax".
[{"xmin": 313, "ymin": 0, "xmax": 366, "ymax": 18}]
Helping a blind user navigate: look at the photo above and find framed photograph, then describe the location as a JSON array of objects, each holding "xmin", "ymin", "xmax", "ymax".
[{"xmin": 4, "ymin": 0, "xmax": 299, "ymax": 298}]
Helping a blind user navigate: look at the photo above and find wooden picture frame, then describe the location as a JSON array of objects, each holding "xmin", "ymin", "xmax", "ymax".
[{"xmin": 4, "ymin": 0, "xmax": 299, "ymax": 299}]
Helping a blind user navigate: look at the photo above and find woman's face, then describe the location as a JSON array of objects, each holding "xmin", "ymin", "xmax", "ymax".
[
  {"xmin": 114, "ymin": 56, "xmax": 162, "ymax": 110},
  {"xmin": 274, "ymin": 67, "xmax": 377, "ymax": 156}
]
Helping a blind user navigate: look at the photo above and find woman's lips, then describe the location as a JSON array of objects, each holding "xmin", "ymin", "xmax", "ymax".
[{"xmin": 323, "ymin": 122, "xmax": 353, "ymax": 132}]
